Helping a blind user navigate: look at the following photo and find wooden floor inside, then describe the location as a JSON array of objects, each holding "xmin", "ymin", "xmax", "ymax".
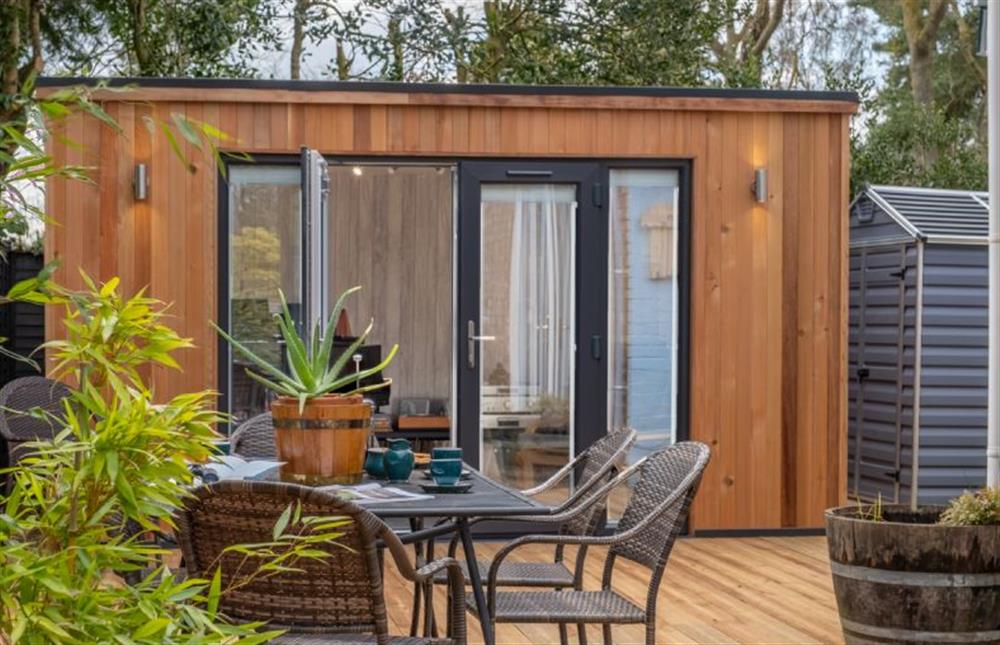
[{"xmin": 383, "ymin": 536, "xmax": 843, "ymax": 644}]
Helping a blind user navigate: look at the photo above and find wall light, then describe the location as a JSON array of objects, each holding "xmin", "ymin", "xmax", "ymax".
[
  {"xmin": 752, "ymin": 167, "xmax": 767, "ymax": 203},
  {"xmin": 351, "ymin": 165, "xmax": 363, "ymax": 176},
  {"xmin": 133, "ymin": 163, "xmax": 148, "ymax": 201}
]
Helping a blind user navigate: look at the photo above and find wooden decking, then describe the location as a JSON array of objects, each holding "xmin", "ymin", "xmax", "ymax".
[{"xmin": 383, "ymin": 536, "xmax": 843, "ymax": 644}]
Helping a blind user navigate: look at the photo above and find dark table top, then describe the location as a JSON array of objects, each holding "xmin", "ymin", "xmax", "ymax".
[{"xmin": 253, "ymin": 464, "xmax": 550, "ymax": 520}]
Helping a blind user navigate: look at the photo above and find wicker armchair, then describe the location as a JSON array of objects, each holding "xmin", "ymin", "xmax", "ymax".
[
  {"xmin": 0, "ymin": 376, "xmax": 72, "ymax": 470},
  {"xmin": 175, "ymin": 480, "xmax": 467, "ymax": 645},
  {"xmin": 469, "ymin": 441, "xmax": 710, "ymax": 645},
  {"xmin": 437, "ymin": 427, "xmax": 637, "ymax": 588},
  {"xmin": 418, "ymin": 429, "xmax": 636, "ymax": 639},
  {"xmin": 229, "ymin": 411, "xmax": 277, "ymax": 460}
]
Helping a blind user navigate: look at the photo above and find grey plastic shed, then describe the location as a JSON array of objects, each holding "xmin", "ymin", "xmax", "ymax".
[{"xmin": 849, "ymin": 184, "xmax": 988, "ymax": 506}]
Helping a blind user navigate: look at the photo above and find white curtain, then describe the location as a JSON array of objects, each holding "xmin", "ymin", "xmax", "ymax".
[{"xmin": 483, "ymin": 184, "xmax": 576, "ymax": 402}]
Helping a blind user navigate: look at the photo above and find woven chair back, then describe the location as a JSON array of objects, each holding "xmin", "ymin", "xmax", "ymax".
[{"xmin": 176, "ymin": 480, "xmax": 390, "ymax": 636}]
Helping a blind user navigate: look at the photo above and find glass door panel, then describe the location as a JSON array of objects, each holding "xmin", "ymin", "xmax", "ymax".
[
  {"xmin": 607, "ymin": 167, "xmax": 683, "ymax": 518},
  {"xmin": 458, "ymin": 161, "xmax": 605, "ymax": 503},
  {"xmin": 227, "ymin": 165, "xmax": 302, "ymax": 424},
  {"xmin": 479, "ymin": 184, "xmax": 576, "ymax": 493}
]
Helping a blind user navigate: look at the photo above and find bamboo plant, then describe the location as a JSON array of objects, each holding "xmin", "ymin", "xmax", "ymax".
[{"xmin": 214, "ymin": 286, "xmax": 398, "ymax": 412}]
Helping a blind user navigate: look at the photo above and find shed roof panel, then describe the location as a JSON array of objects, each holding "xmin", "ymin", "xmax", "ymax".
[{"xmin": 865, "ymin": 185, "xmax": 989, "ymax": 239}]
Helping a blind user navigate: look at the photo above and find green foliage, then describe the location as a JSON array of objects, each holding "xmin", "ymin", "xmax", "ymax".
[
  {"xmin": 939, "ymin": 487, "xmax": 1000, "ymax": 527},
  {"xmin": 215, "ymin": 286, "xmax": 399, "ymax": 411},
  {"xmin": 852, "ymin": 96, "xmax": 987, "ymax": 192},
  {"xmin": 42, "ymin": 0, "xmax": 283, "ymax": 77},
  {"xmin": 330, "ymin": 0, "xmax": 750, "ymax": 86},
  {"xmin": 0, "ymin": 271, "xmax": 350, "ymax": 642},
  {"xmin": 0, "ymin": 76, "xmax": 116, "ymax": 227},
  {"xmin": 850, "ymin": 0, "xmax": 986, "ymax": 192},
  {"xmin": 854, "ymin": 493, "xmax": 885, "ymax": 523}
]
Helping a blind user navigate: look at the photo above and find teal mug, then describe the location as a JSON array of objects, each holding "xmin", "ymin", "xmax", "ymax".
[
  {"xmin": 364, "ymin": 447, "xmax": 387, "ymax": 479},
  {"xmin": 431, "ymin": 446, "xmax": 463, "ymax": 460},
  {"xmin": 430, "ymin": 458, "xmax": 462, "ymax": 486}
]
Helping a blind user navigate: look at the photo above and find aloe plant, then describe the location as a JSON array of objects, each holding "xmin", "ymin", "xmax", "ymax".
[{"xmin": 214, "ymin": 286, "xmax": 398, "ymax": 412}]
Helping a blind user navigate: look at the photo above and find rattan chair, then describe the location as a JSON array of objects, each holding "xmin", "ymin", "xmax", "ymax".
[
  {"xmin": 469, "ymin": 441, "xmax": 710, "ymax": 645},
  {"xmin": 229, "ymin": 411, "xmax": 277, "ymax": 460},
  {"xmin": 175, "ymin": 480, "xmax": 467, "ymax": 645},
  {"xmin": 0, "ymin": 376, "xmax": 72, "ymax": 470},
  {"xmin": 435, "ymin": 427, "xmax": 637, "ymax": 590},
  {"xmin": 417, "ymin": 429, "xmax": 636, "ymax": 639}
]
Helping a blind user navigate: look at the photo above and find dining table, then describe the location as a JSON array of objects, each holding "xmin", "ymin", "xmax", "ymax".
[{"xmin": 249, "ymin": 463, "xmax": 551, "ymax": 645}]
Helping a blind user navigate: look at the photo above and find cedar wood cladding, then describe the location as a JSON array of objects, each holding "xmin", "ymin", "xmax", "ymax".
[{"xmin": 42, "ymin": 80, "xmax": 856, "ymax": 530}]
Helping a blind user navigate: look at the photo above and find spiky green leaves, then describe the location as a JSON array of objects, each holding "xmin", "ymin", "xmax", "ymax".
[{"xmin": 212, "ymin": 286, "xmax": 398, "ymax": 412}]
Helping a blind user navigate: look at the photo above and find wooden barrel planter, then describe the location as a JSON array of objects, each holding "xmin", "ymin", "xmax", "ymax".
[
  {"xmin": 826, "ymin": 505, "xmax": 1000, "ymax": 644},
  {"xmin": 271, "ymin": 395, "xmax": 371, "ymax": 484}
]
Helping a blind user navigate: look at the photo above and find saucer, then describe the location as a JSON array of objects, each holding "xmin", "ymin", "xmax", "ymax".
[
  {"xmin": 419, "ymin": 482, "xmax": 472, "ymax": 494},
  {"xmin": 422, "ymin": 469, "xmax": 471, "ymax": 480}
]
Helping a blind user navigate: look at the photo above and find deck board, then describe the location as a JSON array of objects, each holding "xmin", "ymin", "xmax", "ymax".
[{"xmin": 382, "ymin": 536, "xmax": 843, "ymax": 644}]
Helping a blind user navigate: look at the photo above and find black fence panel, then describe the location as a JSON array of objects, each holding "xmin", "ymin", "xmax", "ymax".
[{"xmin": 0, "ymin": 252, "xmax": 45, "ymax": 385}]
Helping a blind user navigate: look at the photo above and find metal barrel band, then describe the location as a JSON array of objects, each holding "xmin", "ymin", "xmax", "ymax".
[
  {"xmin": 841, "ymin": 619, "xmax": 1000, "ymax": 643},
  {"xmin": 831, "ymin": 562, "xmax": 1000, "ymax": 588},
  {"xmin": 271, "ymin": 418, "xmax": 369, "ymax": 430}
]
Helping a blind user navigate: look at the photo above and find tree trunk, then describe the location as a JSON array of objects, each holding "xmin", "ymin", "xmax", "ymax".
[
  {"xmin": 0, "ymin": 0, "xmax": 44, "ymax": 184},
  {"xmin": 901, "ymin": 0, "xmax": 940, "ymax": 108},
  {"xmin": 901, "ymin": 0, "xmax": 948, "ymax": 169},
  {"xmin": 290, "ymin": 0, "xmax": 308, "ymax": 80},
  {"xmin": 127, "ymin": 0, "xmax": 152, "ymax": 75},
  {"xmin": 335, "ymin": 40, "xmax": 349, "ymax": 80}
]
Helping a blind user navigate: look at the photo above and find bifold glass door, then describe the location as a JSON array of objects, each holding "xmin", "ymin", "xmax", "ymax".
[
  {"xmin": 225, "ymin": 165, "xmax": 303, "ymax": 424},
  {"xmin": 223, "ymin": 148, "xmax": 328, "ymax": 425},
  {"xmin": 458, "ymin": 162, "xmax": 606, "ymax": 499}
]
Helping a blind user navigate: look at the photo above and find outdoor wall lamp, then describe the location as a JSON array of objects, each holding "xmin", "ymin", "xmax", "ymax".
[
  {"xmin": 133, "ymin": 163, "xmax": 148, "ymax": 201},
  {"xmin": 752, "ymin": 167, "xmax": 767, "ymax": 203}
]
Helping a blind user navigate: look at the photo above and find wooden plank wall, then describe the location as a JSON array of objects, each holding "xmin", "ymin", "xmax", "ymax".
[
  {"xmin": 44, "ymin": 92, "xmax": 851, "ymax": 530},
  {"xmin": 327, "ymin": 165, "xmax": 454, "ymax": 416}
]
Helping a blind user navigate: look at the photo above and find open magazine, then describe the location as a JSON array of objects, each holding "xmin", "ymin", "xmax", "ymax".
[
  {"xmin": 204, "ymin": 454, "xmax": 283, "ymax": 481},
  {"xmin": 318, "ymin": 482, "xmax": 432, "ymax": 505}
]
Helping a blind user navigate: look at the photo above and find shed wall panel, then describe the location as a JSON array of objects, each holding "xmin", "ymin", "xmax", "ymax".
[
  {"xmin": 847, "ymin": 243, "xmax": 918, "ymax": 504},
  {"xmin": 916, "ymin": 244, "xmax": 988, "ymax": 502}
]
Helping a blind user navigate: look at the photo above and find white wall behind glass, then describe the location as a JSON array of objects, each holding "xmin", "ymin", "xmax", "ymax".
[{"xmin": 608, "ymin": 169, "xmax": 680, "ymax": 461}]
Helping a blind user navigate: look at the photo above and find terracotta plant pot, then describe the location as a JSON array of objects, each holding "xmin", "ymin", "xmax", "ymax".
[
  {"xmin": 825, "ymin": 505, "xmax": 1000, "ymax": 644},
  {"xmin": 270, "ymin": 395, "xmax": 371, "ymax": 484}
]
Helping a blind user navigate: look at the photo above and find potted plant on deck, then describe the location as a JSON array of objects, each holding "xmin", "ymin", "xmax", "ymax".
[
  {"xmin": 825, "ymin": 489, "xmax": 1000, "ymax": 643},
  {"xmin": 215, "ymin": 286, "xmax": 397, "ymax": 484}
]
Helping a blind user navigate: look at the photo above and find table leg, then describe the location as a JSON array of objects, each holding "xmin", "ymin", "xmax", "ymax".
[
  {"xmin": 408, "ymin": 517, "xmax": 425, "ymax": 637},
  {"xmin": 458, "ymin": 518, "xmax": 494, "ymax": 645}
]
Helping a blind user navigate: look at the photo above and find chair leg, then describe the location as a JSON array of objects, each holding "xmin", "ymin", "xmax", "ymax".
[
  {"xmin": 424, "ymin": 537, "xmax": 439, "ymax": 638},
  {"xmin": 408, "ymin": 518, "xmax": 425, "ymax": 637},
  {"xmin": 577, "ymin": 623, "xmax": 588, "ymax": 645},
  {"xmin": 602, "ymin": 624, "xmax": 613, "ymax": 645},
  {"xmin": 409, "ymin": 580, "xmax": 422, "ymax": 637},
  {"xmin": 558, "ymin": 623, "xmax": 569, "ymax": 645}
]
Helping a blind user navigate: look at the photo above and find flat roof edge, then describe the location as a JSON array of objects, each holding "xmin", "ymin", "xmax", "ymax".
[{"xmin": 36, "ymin": 76, "xmax": 860, "ymax": 104}]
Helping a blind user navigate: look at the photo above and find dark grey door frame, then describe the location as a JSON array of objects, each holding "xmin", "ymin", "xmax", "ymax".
[{"xmin": 456, "ymin": 160, "xmax": 607, "ymax": 469}]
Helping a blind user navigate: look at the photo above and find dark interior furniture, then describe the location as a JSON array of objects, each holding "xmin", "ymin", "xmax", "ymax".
[{"xmin": 176, "ymin": 480, "xmax": 468, "ymax": 644}]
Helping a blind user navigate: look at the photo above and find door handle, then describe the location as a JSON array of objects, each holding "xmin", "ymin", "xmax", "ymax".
[{"xmin": 467, "ymin": 320, "xmax": 496, "ymax": 369}]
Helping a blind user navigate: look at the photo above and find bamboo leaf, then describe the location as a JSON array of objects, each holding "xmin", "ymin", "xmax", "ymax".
[
  {"xmin": 207, "ymin": 568, "xmax": 222, "ymax": 617},
  {"xmin": 273, "ymin": 503, "xmax": 293, "ymax": 540}
]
